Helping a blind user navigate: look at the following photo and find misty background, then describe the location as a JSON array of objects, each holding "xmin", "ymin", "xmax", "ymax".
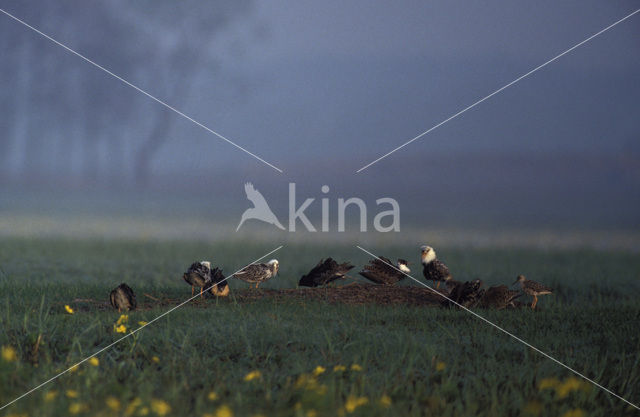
[{"xmin": 1, "ymin": 0, "xmax": 639, "ymax": 246}]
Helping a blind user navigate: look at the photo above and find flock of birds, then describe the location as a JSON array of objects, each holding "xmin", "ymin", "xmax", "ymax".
[{"xmin": 109, "ymin": 245, "xmax": 553, "ymax": 312}]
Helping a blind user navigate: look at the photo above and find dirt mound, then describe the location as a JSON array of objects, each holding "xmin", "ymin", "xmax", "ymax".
[
  {"xmin": 65, "ymin": 284, "xmax": 448, "ymax": 313},
  {"xmin": 228, "ymin": 284, "xmax": 446, "ymax": 306}
]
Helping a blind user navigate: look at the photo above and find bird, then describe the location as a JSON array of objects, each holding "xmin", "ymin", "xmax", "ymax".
[
  {"xmin": 421, "ymin": 245, "xmax": 452, "ymax": 289},
  {"xmin": 478, "ymin": 285, "xmax": 522, "ymax": 310},
  {"xmin": 442, "ymin": 279, "xmax": 484, "ymax": 308},
  {"xmin": 233, "ymin": 259, "xmax": 279, "ymax": 289},
  {"xmin": 236, "ymin": 182, "xmax": 285, "ymax": 231},
  {"xmin": 209, "ymin": 266, "xmax": 230, "ymax": 297},
  {"xmin": 514, "ymin": 275, "xmax": 553, "ymax": 309},
  {"xmin": 110, "ymin": 283, "xmax": 137, "ymax": 312},
  {"xmin": 358, "ymin": 256, "xmax": 410, "ymax": 285},
  {"xmin": 299, "ymin": 258, "xmax": 354, "ymax": 287},
  {"xmin": 183, "ymin": 261, "xmax": 213, "ymax": 298}
]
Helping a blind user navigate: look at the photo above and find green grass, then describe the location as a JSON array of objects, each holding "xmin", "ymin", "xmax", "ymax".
[{"xmin": 1, "ymin": 237, "xmax": 639, "ymax": 417}]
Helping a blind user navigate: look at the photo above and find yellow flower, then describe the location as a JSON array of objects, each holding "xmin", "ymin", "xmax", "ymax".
[
  {"xmin": 138, "ymin": 406, "xmax": 150, "ymax": 416},
  {"xmin": 152, "ymin": 356, "xmax": 160, "ymax": 363},
  {"xmin": 312, "ymin": 366, "xmax": 326, "ymax": 376},
  {"xmin": 306, "ymin": 410, "xmax": 318, "ymax": 417},
  {"xmin": 69, "ymin": 364, "xmax": 80, "ymax": 373},
  {"xmin": 294, "ymin": 374, "xmax": 326, "ymax": 394},
  {"xmin": 150, "ymin": 399, "xmax": 171, "ymax": 416},
  {"xmin": 138, "ymin": 321, "xmax": 148, "ymax": 326},
  {"xmin": 538, "ymin": 377, "xmax": 559, "ymax": 391},
  {"xmin": 379, "ymin": 395, "xmax": 392, "ymax": 408},
  {"xmin": 435, "ymin": 361, "xmax": 446, "ymax": 371},
  {"xmin": 1, "ymin": 345, "xmax": 17, "ymax": 362},
  {"xmin": 350, "ymin": 364, "xmax": 363, "ymax": 372},
  {"xmin": 106, "ymin": 396, "xmax": 121, "ymax": 411},
  {"xmin": 69, "ymin": 402, "xmax": 88, "ymax": 414},
  {"xmin": 65, "ymin": 305, "xmax": 74, "ymax": 314},
  {"xmin": 333, "ymin": 365, "xmax": 346, "ymax": 372},
  {"xmin": 344, "ymin": 395, "xmax": 368, "ymax": 413},
  {"xmin": 44, "ymin": 390, "xmax": 58, "ymax": 402},
  {"xmin": 89, "ymin": 357, "xmax": 99, "ymax": 367},
  {"xmin": 114, "ymin": 324, "xmax": 127, "ymax": 333},
  {"xmin": 116, "ymin": 314, "xmax": 129, "ymax": 325},
  {"xmin": 66, "ymin": 389, "xmax": 79, "ymax": 398},
  {"xmin": 556, "ymin": 377, "xmax": 588, "ymax": 399},
  {"xmin": 207, "ymin": 391, "xmax": 219, "ymax": 401},
  {"xmin": 561, "ymin": 409, "xmax": 585, "ymax": 417},
  {"xmin": 125, "ymin": 397, "xmax": 142, "ymax": 416},
  {"xmin": 244, "ymin": 370, "xmax": 262, "ymax": 382},
  {"xmin": 214, "ymin": 404, "xmax": 234, "ymax": 417}
]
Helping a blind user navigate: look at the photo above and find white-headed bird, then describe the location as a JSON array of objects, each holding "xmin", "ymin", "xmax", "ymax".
[
  {"xmin": 359, "ymin": 256, "xmax": 410, "ymax": 285},
  {"xmin": 421, "ymin": 245, "xmax": 452, "ymax": 289},
  {"xmin": 183, "ymin": 261, "xmax": 213, "ymax": 298},
  {"xmin": 233, "ymin": 259, "xmax": 279, "ymax": 289}
]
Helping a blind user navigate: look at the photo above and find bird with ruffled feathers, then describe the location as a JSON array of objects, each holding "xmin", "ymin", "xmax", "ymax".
[
  {"xmin": 183, "ymin": 261, "xmax": 213, "ymax": 298},
  {"xmin": 299, "ymin": 258, "xmax": 354, "ymax": 287},
  {"xmin": 110, "ymin": 283, "xmax": 137, "ymax": 312},
  {"xmin": 421, "ymin": 245, "xmax": 452, "ymax": 289}
]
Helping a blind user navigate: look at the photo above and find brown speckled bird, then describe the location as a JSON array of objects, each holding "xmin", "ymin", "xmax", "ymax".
[
  {"xmin": 233, "ymin": 259, "xmax": 279, "ymax": 289},
  {"xmin": 514, "ymin": 275, "xmax": 552, "ymax": 309},
  {"xmin": 359, "ymin": 257, "xmax": 410, "ymax": 285},
  {"xmin": 110, "ymin": 283, "xmax": 137, "ymax": 312},
  {"xmin": 479, "ymin": 285, "xmax": 522, "ymax": 310},
  {"xmin": 299, "ymin": 258, "xmax": 354, "ymax": 287}
]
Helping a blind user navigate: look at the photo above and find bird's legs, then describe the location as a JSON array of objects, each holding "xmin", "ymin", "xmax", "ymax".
[
  {"xmin": 436, "ymin": 281, "xmax": 441, "ymax": 289},
  {"xmin": 255, "ymin": 282, "xmax": 260, "ymax": 289},
  {"xmin": 200, "ymin": 287, "xmax": 204, "ymax": 299},
  {"xmin": 531, "ymin": 295, "xmax": 538, "ymax": 309},
  {"xmin": 191, "ymin": 286, "xmax": 194, "ymax": 296}
]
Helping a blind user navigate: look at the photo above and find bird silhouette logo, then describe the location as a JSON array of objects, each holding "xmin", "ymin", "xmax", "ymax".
[{"xmin": 236, "ymin": 182, "xmax": 286, "ymax": 231}]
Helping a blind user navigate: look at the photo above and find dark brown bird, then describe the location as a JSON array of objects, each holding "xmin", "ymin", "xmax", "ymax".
[
  {"xmin": 359, "ymin": 256, "xmax": 410, "ymax": 285},
  {"xmin": 514, "ymin": 275, "xmax": 553, "ymax": 309},
  {"xmin": 442, "ymin": 279, "xmax": 484, "ymax": 308},
  {"xmin": 183, "ymin": 261, "xmax": 212, "ymax": 298},
  {"xmin": 299, "ymin": 258, "xmax": 354, "ymax": 287},
  {"xmin": 209, "ymin": 266, "xmax": 229, "ymax": 297},
  {"xmin": 421, "ymin": 245, "xmax": 452, "ymax": 289},
  {"xmin": 479, "ymin": 285, "xmax": 522, "ymax": 309},
  {"xmin": 110, "ymin": 283, "xmax": 137, "ymax": 312}
]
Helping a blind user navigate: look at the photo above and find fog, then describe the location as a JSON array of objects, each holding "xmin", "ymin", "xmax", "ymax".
[{"xmin": 1, "ymin": 1, "xmax": 639, "ymax": 238}]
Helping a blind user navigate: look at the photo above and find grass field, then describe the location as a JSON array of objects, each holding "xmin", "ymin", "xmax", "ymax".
[{"xmin": 1, "ymin": 237, "xmax": 639, "ymax": 416}]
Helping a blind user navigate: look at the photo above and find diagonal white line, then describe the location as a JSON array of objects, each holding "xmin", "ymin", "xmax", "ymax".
[
  {"xmin": 356, "ymin": 8, "xmax": 640, "ymax": 173},
  {"xmin": 0, "ymin": 245, "xmax": 283, "ymax": 411},
  {"xmin": 356, "ymin": 245, "xmax": 640, "ymax": 410},
  {"xmin": 0, "ymin": 8, "xmax": 284, "ymax": 173}
]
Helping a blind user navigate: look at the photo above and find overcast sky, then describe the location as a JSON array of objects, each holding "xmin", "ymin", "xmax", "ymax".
[{"xmin": 198, "ymin": 0, "xmax": 640, "ymax": 172}]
